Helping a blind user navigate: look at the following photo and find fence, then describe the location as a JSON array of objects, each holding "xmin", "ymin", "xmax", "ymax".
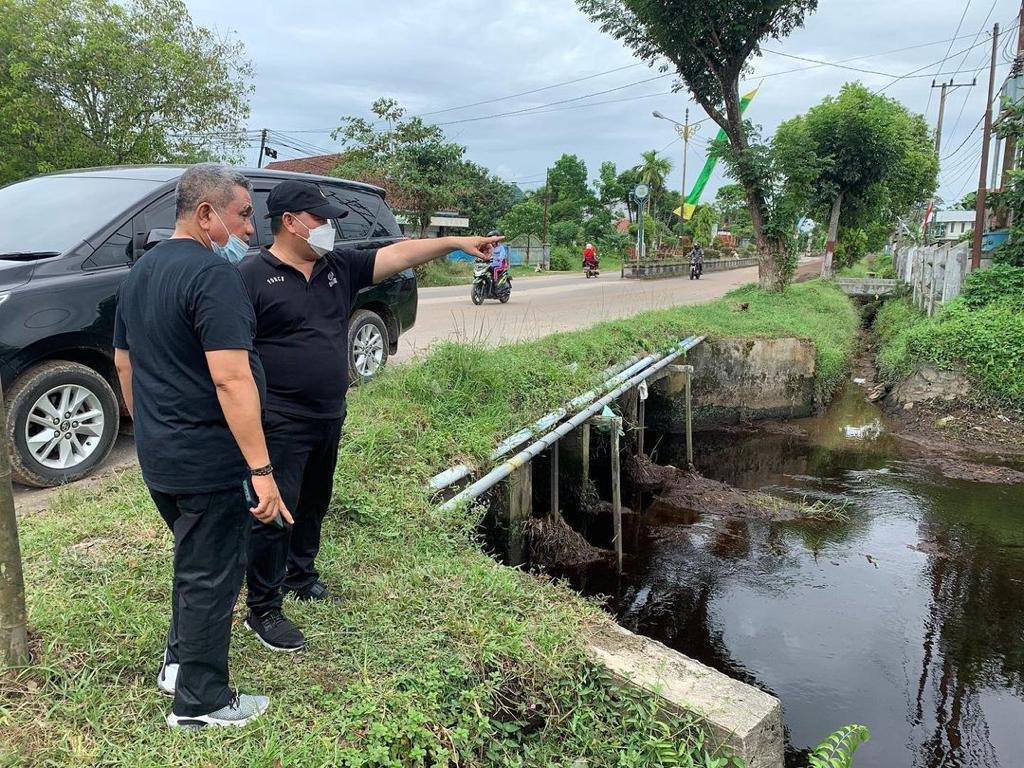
[
  {"xmin": 622, "ymin": 256, "xmax": 759, "ymax": 280},
  {"xmin": 448, "ymin": 235, "xmax": 549, "ymax": 268},
  {"xmin": 894, "ymin": 243, "xmax": 969, "ymax": 316}
]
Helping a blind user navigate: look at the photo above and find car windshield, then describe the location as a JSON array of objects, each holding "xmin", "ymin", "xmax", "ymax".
[{"xmin": 0, "ymin": 175, "xmax": 167, "ymax": 256}]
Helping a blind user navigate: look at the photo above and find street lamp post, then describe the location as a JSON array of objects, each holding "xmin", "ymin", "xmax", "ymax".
[{"xmin": 653, "ymin": 109, "xmax": 700, "ymax": 241}]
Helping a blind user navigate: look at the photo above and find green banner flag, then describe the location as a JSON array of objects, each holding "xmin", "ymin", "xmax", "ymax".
[{"xmin": 675, "ymin": 88, "xmax": 759, "ymax": 220}]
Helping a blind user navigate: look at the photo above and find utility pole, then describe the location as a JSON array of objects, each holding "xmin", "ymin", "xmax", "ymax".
[
  {"xmin": 653, "ymin": 109, "xmax": 700, "ymax": 242},
  {"xmin": 0, "ymin": 379, "xmax": 29, "ymax": 666},
  {"xmin": 541, "ymin": 167, "xmax": 550, "ymax": 246},
  {"xmin": 933, "ymin": 78, "xmax": 976, "ymax": 156},
  {"xmin": 972, "ymin": 23, "xmax": 1000, "ymax": 271},
  {"xmin": 257, "ymin": 129, "xmax": 268, "ymax": 169},
  {"xmin": 998, "ymin": 0, "xmax": 1024, "ymax": 196}
]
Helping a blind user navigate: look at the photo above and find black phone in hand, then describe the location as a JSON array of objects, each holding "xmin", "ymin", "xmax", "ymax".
[{"xmin": 243, "ymin": 476, "xmax": 286, "ymax": 529}]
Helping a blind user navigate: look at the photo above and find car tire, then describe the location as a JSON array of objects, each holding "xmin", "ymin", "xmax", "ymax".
[
  {"xmin": 4, "ymin": 361, "xmax": 120, "ymax": 488},
  {"xmin": 348, "ymin": 310, "xmax": 389, "ymax": 385}
]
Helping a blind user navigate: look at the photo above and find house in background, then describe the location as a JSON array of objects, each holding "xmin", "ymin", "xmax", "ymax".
[
  {"xmin": 932, "ymin": 210, "xmax": 975, "ymax": 243},
  {"xmin": 264, "ymin": 154, "xmax": 470, "ymax": 238}
]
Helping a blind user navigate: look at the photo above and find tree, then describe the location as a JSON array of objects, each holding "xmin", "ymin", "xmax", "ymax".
[
  {"xmin": 690, "ymin": 205, "xmax": 717, "ymax": 247},
  {"xmin": 334, "ymin": 99, "xmax": 467, "ymax": 237},
  {"xmin": 780, "ymin": 83, "xmax": 938, "ymax": 276},
  {"xmin": 0, "ymin": 384, "xmax": 28, "ymax": 666},
  {"xmin": 715, "ymin": 183, "xmax": 754, "ymax": 240},
  {"xmin": 548, "ymin": 154, "xmax": 594, "ymax": 209},
  {"xmin": 498, "ymin": 199, "xmax": 544, "ymax": 240},
  {"xmin": 577, "ymin": 0, "xmax": 819, "ymax": 291},
  {"xmin": 637, "ymin": 150, "xmax": 672, "ymax": 204},
  {"xmin": 616, "ymin": 166, "xmax": 642, "ymax": 223},
  {"xmin": 596, "ymin": 161, "xmax": 626, "ymax": 210},
  {"xmin": 958, "ymin": 192, "xmax": 977, "ymax": 211},
  {"xmin": 453, "ymin": 162, "xmax": 520, "ymax": 234},
  {"xmin": 0, "ymin": 0, "xmax": 253, "ymax": 185}
]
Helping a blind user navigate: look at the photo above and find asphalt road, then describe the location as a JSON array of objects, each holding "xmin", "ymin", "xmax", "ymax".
[{"xmin": 15, "ymin": 259, "xmax": 820, "ymax": 507}]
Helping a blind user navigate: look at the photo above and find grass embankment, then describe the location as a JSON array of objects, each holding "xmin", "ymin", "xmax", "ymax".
[
  {"xmin": 417, "ymin": 259, "xmax": 575, "ymax": 288},
  {"xmin": 2, "ymin": 281, "xmax": 857, "ymax": 767},
  {"xmin": 837, "ymin": 252, "xmax": 896, "ymax": 279},
  {"xmin": 875, "ymin": 265, "xmax": 1024, "ymax": 406}
]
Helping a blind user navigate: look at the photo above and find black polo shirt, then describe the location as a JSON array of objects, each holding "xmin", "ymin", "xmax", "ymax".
[
  {"xmin": 237, "ymin": 247, "xmax": 378, "ymax": 420},
  {"xmin": 113, "ymin": 238, "xmax": 266, "ymax": 494}
]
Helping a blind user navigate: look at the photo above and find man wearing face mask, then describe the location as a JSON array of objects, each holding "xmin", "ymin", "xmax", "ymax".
[
  {"xmin": 237, "ymin": 180, "xmax": 501, "ymax": 652},
  {"xmin": 113, "ymin": 164, "xmax": 293, "ymax": 728}
]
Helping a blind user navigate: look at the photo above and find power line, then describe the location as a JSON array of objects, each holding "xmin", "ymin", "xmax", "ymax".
[
  {"xmin": 926, "ymin": 1, "xmax": 975, "ymax": 116},
  {"xmin": 875, "ymin": 23, "xmax": 1014, "ymax": 94},
  {"xmin": 946, "ymin": 1, "xmax": 1000, "ymax": 138},
  {"xmin": 417, "ymin": 62, "xmax": 646, "ymax": 117}
]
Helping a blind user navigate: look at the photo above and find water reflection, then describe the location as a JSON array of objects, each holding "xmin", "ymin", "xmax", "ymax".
[{"xmin": 568, "ymin": 386, "xmax": 1024, "ymax": 768}]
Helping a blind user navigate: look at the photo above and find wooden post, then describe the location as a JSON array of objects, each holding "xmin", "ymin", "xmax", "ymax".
[
  {"xmin": 611, "ymin": 416, "xmax": 623, "ymax": 574},
  {"xmin": 682, "ymin": 365, "xmax": 694, "ymax": 468},
  {"xmin": 637, "ymin": 397, "xmax": 646, "ymax": 456},
  {"xmin": 506, "ymin": 461, "xmax": 532, "ymax": 567},
  {"xmin": 0, "ymin": 378, "xmax": 29, "ymax": 665},
  {"xmin": 549, "ymin": 446, "xmax": 560, "ymax": 521}
]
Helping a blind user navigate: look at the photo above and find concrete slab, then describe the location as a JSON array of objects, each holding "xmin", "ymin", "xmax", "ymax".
[{"xmin": 587, "ymin": 621, "xmax": 784, "ymax": 768}]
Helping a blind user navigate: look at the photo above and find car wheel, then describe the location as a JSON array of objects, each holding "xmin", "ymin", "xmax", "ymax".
[
  {"xmin": 348, "ymin": 310, "xmax": 389, "ymax": 385},
  {"xmin": 471, "ymin": 284, "xmax": 486, "ymax": 305},
  {"xmin": 4, "ymin": 361, "xmax": 120, "ymax": 488}
]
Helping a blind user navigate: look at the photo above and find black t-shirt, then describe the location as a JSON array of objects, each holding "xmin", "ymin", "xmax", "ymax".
[
  {"xmin": 113, "ymin": 239, "xmax": 265, "ymax": 494},
  {"xmin": 236, "ymin": 247, "xmax": 377, "ymax": 420}
]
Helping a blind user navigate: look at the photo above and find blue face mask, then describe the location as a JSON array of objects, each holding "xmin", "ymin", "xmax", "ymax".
[{"xmin": 208, "ymin": 208, "xmax": 250, "ymax": 264}]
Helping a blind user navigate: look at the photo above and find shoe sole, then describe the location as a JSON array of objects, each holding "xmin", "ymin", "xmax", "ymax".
[
  {"xmin": 244, "ymin": 618, "xmax": 305, "ymax": 653},
  {"xmin": 166, "ymin": 709, "xmax": 266, "ymax": 729}
]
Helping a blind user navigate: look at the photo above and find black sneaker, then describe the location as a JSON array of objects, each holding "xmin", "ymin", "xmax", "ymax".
[
  {"xmin": 286, "ymin": 580, "xmax": 343, "ymax": 604},
  {"xmin": 244, "ymin": 609, "xmax": 305, "ymax": 652}
]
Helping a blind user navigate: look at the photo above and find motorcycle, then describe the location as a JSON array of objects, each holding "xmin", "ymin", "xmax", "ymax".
[
  {"xmin": 689, "ymin": 257, "xmax": 703, "ymax": 280},
  {"xmin": 583, "ymin": 259, "xmax": 600, "ymax": 279},
  {"xmin": 471, "ymin": 260, "xmax": 512, "ymax": 305}
]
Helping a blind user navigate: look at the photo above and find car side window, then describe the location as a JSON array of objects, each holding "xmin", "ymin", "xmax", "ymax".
[
  {"xmin": 83, "ymin": 221, "xmax": 134, "ymax": 270},
  {"xmin": 321, "ymin": 187, "xmax": 382, "ymax": 241},
  {"xmin": 371, "ymin": 200, "xmax": 403, "ymax": 238}
]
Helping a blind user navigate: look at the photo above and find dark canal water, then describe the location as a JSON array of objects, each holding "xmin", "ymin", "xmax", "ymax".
[{"xmin": 568, "ymin": 385, "xmax": 1024, "ymax": 768}]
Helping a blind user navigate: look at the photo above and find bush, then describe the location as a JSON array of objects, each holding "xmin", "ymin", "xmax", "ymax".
[
  {"xmin": 875, "ymin": 296, "xmax": 1024, "ymax": 405},
  {"xmin": 960, "ymin": 264, "xmax": 1024, "ymax": 310},
  {"xmin": 549, "ymin": 220, "xmax": 580, "ymax": 247},
  {"xmin": 549, "ymin": 245, "xmax": 575, "ymax": 271}
]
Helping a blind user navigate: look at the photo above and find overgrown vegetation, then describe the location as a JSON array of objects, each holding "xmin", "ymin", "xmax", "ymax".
[
  {"xmin": 837, "ymin": 252, "xmax": 896, "ymax": 279},
  {"xmin": 3, "ymin": 282, "xmax": 858, "ymax": 766},
  {"xmin": 875, "ymin": 269, "xmax": 1024, "ymax": 405}
]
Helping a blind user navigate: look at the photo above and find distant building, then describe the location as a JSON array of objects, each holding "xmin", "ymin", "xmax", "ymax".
[
  {"xmin": 932, "ymin": 210, "xmax": 975, "ymax": 242},
  {"xmin": 264, "ymin": 154, "xmax": 469, "ymax": 238}
]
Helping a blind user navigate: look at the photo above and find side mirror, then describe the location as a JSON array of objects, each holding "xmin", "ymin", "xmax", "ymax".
[{"xmin": 145, "ymin": 228, "xmax": 173, "ymax": 250}]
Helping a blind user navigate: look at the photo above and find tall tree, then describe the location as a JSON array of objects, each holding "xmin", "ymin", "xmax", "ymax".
[
  {"xmin": 334, "ymin": 99, "xmax": 467, "ymax": 237},
  {"xmin": 453, "ymin": 162, "xmax": 520, "ymax": 234},
  {"xmin": 498, "ymin": 199, "xmax": 544, "ymax": 240},
  {"xmin": 0, "ymin": 0, "xmax": 253, "ymax": 185},
  {"xmin": 576, "ymin": 0, "xmax": 819, "ymax": 290},
  {"xmin": 782, "ymin": 83, "xmax": 938, "ymax": 276}
]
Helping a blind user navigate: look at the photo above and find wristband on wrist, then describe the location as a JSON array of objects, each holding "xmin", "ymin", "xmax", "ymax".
[{"xmin": 250, "ymin": 463, "xmax": 274, "ymax": 477}]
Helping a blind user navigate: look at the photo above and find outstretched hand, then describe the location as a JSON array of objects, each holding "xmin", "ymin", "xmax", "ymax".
[{"xmin": 456, "ymin": 235, "xmax": 504, "ymax": 260}]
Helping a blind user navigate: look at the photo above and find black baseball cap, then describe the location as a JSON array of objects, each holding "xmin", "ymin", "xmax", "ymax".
[{"xmin": 264, "ymin": 180, "xmax": 348, "ymax": 219}]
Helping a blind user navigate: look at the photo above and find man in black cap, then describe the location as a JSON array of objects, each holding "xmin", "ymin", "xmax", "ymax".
[{"xmin": 238, "ymin": 180, "xmax": 500, "ymax": 651}]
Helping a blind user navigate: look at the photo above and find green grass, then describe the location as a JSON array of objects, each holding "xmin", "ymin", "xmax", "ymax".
[
  {"xmin": 837, "ymin": 253, "xmax": 896, "ymax": 279},
  {"xmin": 875, "ymin": 295, "xmax": 1024, "ymax": 406},
  {"xmin": 416, "ymin": 260, "xmax": 577, "ymax": 288},
  {"xmin": 2, "ymin": 280, "xmax": 857, "ymax": 767}
]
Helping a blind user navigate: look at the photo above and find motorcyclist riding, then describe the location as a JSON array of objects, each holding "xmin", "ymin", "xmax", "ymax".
[
  {"xmin": 690, "ymin": 242, "xmax": 705, "ymax": 280},
  {"xmin": 488, "ymin": 229, "xmax": 509, "ymax": 283},
  {"xmin": 582, "ymin": 242, "xmax": 599, "ymax": 272}
]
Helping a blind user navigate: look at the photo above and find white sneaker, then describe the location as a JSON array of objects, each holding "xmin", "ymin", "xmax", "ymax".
[
  {"xmin": 157, "ymin": 650, "xmax": 178, "ymax": 697},
  {"xmin": 166, "ymin": 693, "xmax": 269, "ymax": 729}
]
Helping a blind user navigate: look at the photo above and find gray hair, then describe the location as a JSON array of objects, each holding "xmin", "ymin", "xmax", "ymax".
[{"xmin": 175, "ymin": 163, "xmax": 253, "ymax": 221}]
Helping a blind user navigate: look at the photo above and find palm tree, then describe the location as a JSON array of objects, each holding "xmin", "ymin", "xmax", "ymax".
[{"xmin": 636, "ymin": 150, "xmax": 673, "ymax": 248}]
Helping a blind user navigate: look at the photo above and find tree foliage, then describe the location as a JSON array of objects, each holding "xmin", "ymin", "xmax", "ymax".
[
  {"xmin": 498, "ymin": 199, "xmax": 544, "ymax": 240},
  {"xmin": 0, "ymin": 0, "xmax": 254, "ymax": 185},
  {"xmin": 777, "ymin": 82, "xmax": 937, "ymax": 274},
  {"xmin": 577, "ymin": 0, "xmax": 819, "ymax": 290},
  {"xmin": 715, "ymin": 183, "xmax": 754, "ymax": 240},
  {"xmin": 991, "ymin": 100, "xmax": 1024, "ymax": 266},
  {"xmin": 333, "ymin": 99, "xmax": 470, "ymax": 237}
]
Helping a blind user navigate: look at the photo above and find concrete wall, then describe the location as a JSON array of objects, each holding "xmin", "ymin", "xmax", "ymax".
[
  {"xmin": 649, "ymin": 338, "xmax": 818, "ymax": 431},
  {"xmin": 588, "ymin": 622, "xmax": 784, "ymax": 767}
]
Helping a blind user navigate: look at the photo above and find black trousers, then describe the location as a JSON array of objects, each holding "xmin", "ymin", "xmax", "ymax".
[
  {"xmin": 150, "ymin": 487, "xmax": 250, "ymax": 718},
  {"xmin": 246, "ymin": 409, "xmax": 344, "ymax": 615}
]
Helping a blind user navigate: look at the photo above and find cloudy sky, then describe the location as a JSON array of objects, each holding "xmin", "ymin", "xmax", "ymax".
[{"xmin": 186, "ymin": 0, "xmax": 1021, "ymax": 210}]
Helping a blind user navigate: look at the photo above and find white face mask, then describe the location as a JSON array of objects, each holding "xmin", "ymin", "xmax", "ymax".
[{"xmin": 291, "ymin": 215, "xmax": 335, "ymax": 258}]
